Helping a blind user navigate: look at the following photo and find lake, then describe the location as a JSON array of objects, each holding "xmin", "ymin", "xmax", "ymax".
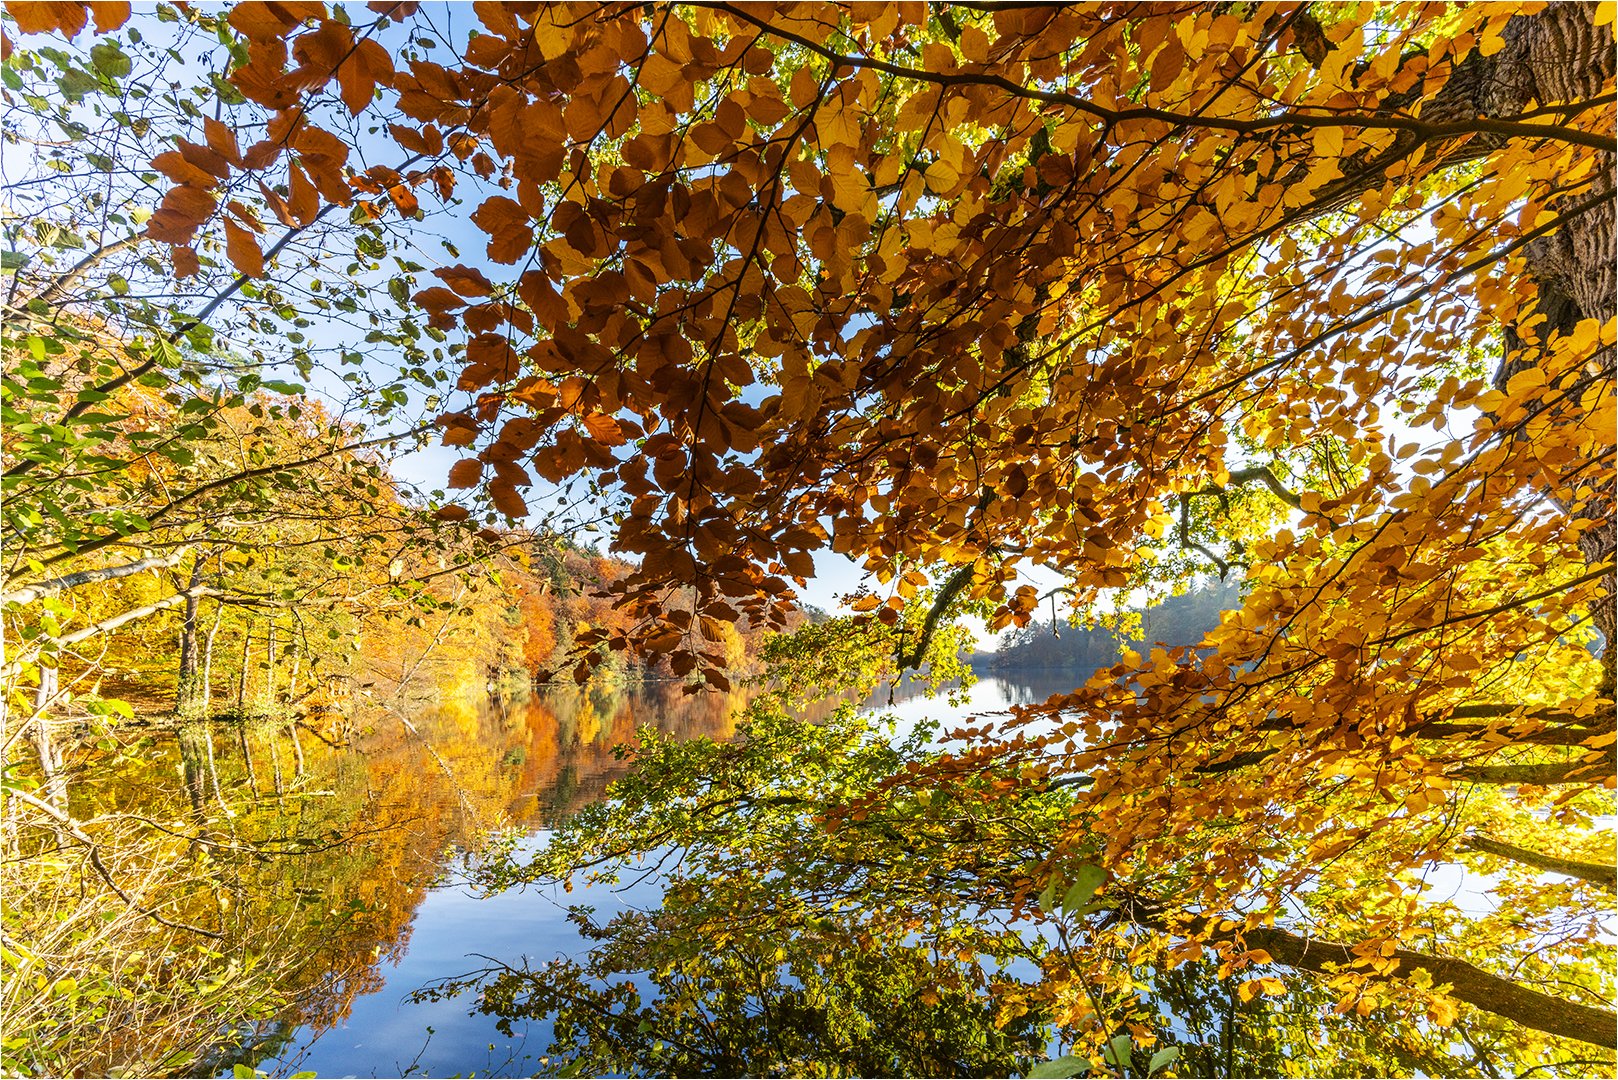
[{"xmin": 59, "ymin": 671, "xmax": 1074, "ymax": 1078}]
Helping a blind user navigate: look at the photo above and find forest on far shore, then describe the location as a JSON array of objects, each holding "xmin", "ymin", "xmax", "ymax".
[{"xmin": 988, "ymin": 579, "xmax": 1244, "ymax": 674}]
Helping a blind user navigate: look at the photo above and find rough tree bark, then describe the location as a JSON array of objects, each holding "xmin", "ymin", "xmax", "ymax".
[{"xmin": 1487, "ymin": 5, "xmax": 1617, "ymax": 687}]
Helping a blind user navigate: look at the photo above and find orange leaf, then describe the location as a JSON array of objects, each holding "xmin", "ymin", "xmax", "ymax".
[
  {"xmin": 447, "ymin": 459, "xmax": 482, "ymax": 488},
  {"xmin": 336, "ymin": 51, "xmax": 375, "ymax": 115},
  {"xmin": 204, "ymin": 117, "xmax": 242, "ymax": 167},
  {"xmin": 151, "ymin": 151, "xmax": 217, "ymax": 189},
  {"xmin": 171, "ymin": 245, "xmax": 200, "ymax": 279},
  {"xmin": 223, "ymin": 219, "xmax": 264, "ymax": 277},
  {"xmin": 8, "ymin": 2, "xmax": 88, "ymax": 36},
  {"xmin": 88, "ymin": 1, "xmax": 130, "ymax": 32},
  {"xmin": 489, "ymin": 480, "xmax": 529, "ymax": 518}
]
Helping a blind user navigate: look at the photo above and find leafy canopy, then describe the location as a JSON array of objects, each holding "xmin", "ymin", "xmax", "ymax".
[{"xmin": 6, "ymin": 0, "xmax": 1613, "ymax": 1071}]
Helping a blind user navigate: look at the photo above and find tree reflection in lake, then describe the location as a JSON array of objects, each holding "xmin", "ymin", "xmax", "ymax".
[
  {"xmin": 13, "ymin": 673, "xmax": 1548, "ymax": 1078},
  {"xmin": 13, "ymin": 680, "xmax": 749, "ymax": 1077}
]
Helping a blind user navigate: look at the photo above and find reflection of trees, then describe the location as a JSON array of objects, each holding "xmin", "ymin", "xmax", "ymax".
[
  {"xmin": 993, "ymin": 580, "xmax": 1242, "ymax": 675},
  {"xmin": 12, "ymin": 677, "xmax": 760, "ymax": 1075}
]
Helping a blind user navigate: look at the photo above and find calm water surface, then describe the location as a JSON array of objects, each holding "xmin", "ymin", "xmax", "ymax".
[{"xmin": 140, "ymin": 672, "xmax": 1078, "ymax": 1078}]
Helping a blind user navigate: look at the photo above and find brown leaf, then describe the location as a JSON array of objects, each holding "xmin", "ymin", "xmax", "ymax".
[
  {"xmin": 489, "ymin": 480, "xmax": 529, "ymax": 518},
  {"xmin": 144, "ymin": 185, "xmax": 217, "ymax": 244},
  {"xmin": 447, "ymin": 458, "xmax": 483, "ymax": 488},
  {"xmin": 434, "ymin": 264, "xmax": 496, "ymax": 297},
  {"xmin": 413, "ymin": 286, "xmax": 467, "ymax": 313},
  {"xmin": 287, "ymin": 163, "xmax": 319, "ymax": 225},
  {"xmin": 223, "ymin": 219, "xmax": 264, "ymax": 277},
  {"xmin": 258, "ymin": 180, "xmax": 294, "ymax": 226},
  {"xmin": 178, "ymin": 138, "xmax": 232, "ymax": 179},
  {"xmin": 241, "ymin": 139, "xmax": 283, "ymax": 170},
  {"xmin": 204, "ymin": 117, "xmax": 242, "ymax": 167},
  {"xmin": 171, "ymin": 245, "xmax": 200, "ymax": 279}
]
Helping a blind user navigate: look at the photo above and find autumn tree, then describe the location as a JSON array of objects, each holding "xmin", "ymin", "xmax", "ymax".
[{"xmin": 10, "ymin": 0, "xmax": 1614, "ymax": 1070}]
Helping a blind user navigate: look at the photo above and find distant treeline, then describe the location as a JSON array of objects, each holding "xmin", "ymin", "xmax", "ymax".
[{"xmin": 991, "ymin": 579, "xmax": 1244, "ymax": 673}]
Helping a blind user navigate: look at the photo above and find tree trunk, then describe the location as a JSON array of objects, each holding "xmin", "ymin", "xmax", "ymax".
[
  {"xmin": 1298, "ymin": 4, "xmax": 1615, "ymax": 689},
  {"xmin": 29, "ymin": 666, "xmax": 68, "ymax": 813},
  {"xmin": 238, "ymin": 723, "xmax": 259, "ymax": 799},
  {"xmin": 175, "ymin": 561, "xmax": 204, "ymax": 716},
  {"xmin": 177, "ymin": 723, "xmax": 208, "ymax": 817},
  {"xmin": 287, "ymin": 650, "xmax": 302, "ymax": 707},
  {"xmin": 202, "ymin": 600, "xmax": 224, "ymax": 714},
  {"xmin": 202, "ymin": 725, "xmax": 229, "ymax": 815},
  {"xmin": 264, "ymin": 622, "xmax": 277, "ymax": 709},
  {"xmin": 1492, "ymin": 6, "xmax": 1616, "ymax": 690},
  {"xmin": 237, "ymin": 629, "xmax": 252, "ymax": 716},
  {"xmin": 268, "ymin": 732, "xmax": 284, "ymax": 797}
]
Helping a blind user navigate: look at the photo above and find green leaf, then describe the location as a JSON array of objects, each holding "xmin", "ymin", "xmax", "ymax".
[
  {"xmin": 1060, "ymin": 864, "xmax": 1106, "ymax": 913},
  {"xmin": 1027, "ymin": 1055, "xmax": 1090, "ymax": 1078},
  {"xmin": 90, "ymin": 42, "xmax": 132, "ymax": 78},
  {"xmin": 1104, "ymin": 1034, "xmax": 1133, "ymax": 1068},
  {"xmin": 1147, "ymin": 1046, "xmax": 1181, "ymax": 1076}
]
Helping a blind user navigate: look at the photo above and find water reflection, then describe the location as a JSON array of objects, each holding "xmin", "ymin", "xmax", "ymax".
[
  {"xmin": 44, "ymin": 679, "xmax": 760, "ymax": 1076},
  {"xmin": 52, "ymin": 674, "xmax": 1083, "ymax": 1077}
]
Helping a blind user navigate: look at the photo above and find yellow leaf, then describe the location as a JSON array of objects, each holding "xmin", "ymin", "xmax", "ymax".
[
  {"xmin": 1312, "ymin": 124, "xmax": 1344, "ymax": 161},
  {"xmin": 959, "ymin": 25, "xmax": 990, "ymax": 63}
]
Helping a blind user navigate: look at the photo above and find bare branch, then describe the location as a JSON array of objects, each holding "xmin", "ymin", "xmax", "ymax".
[{"xmin": 0, "ymin": 550, "xmax": 188, "ymax": 607}]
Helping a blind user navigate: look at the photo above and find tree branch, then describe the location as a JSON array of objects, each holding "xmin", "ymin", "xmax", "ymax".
[
  {"xmin": 33, "ymin": 234, "xmax": 143, "ymax": 306},
  {"xmin": 703, "ymin": 3, "xmax": 1617, "ymax": 151},
  {"xmin": 1450, "ymin": 759, "xmax": 1612, "ymax": 786},
  {"xmin": 1221, "ymin": 923, "xmax": 1617, "ymax": 1047},
  {"xmin": 1149, "ymin": 912, "xmax": 1618, "ymax": 1047},
  {"xmin": 0, "ymin": 550, "xmax": 187, "ymax": 606},
  {"xmin": 1462, "ymin": 834, "xmax": 1615, "ymax": 892},
  {"xmin": 38, "ymin": 423, "xmax": 430, "ymax": 565},
  {"xmin": 897, "ymin": 560, "xmax": 977, "ymax": 671},
  {"xmin": 1, "ymin": 583, "xmax": 221, "ymax": 679}
]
